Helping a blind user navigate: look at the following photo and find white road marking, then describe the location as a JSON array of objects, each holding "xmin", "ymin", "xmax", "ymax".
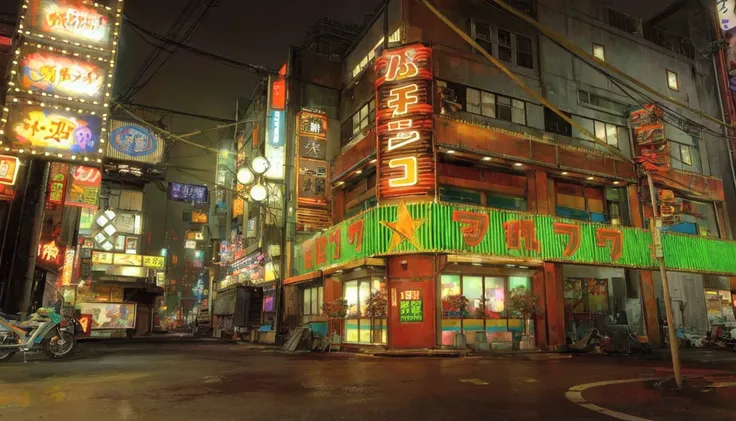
[
  {"xmin": 565, "ymin": 378, "xmax": 656, "ymax": 421},
  {"xmin": 460, "ymin": 378, "xmax": 489, "ymax": 385}
]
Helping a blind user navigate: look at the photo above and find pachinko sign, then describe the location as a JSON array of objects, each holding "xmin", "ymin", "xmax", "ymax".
[
  {"xmin": 17, "ymin": 50, "xmax": 106, "ymax": 100},
  {"xmin": 108, "ymin": 120, "xmax": 164, "ymax": 164},
  {"xmin": 374, "ymin": 44, "xmax": 434, "ymax": 200},
  {"xmin": 6, "ymin": 104, "xmax": 102, "ymax": 160},
  {"xmin": 26, "ymin": 0, "xmax": 112, "ymax": 48},
  {"xmin": 66, "ymin": 165, "xmax": 101, "ymax": 209}
]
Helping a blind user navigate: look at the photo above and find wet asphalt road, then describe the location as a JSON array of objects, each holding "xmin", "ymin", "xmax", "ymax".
[{"xmin": 1, "ymin": 341, "xmax": 735, "ymax": 421}]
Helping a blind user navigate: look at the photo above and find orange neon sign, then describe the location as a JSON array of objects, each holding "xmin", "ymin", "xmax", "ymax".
[{"xmin": 375, "ymin": 44, "xmax": 434, "ymax": 199}]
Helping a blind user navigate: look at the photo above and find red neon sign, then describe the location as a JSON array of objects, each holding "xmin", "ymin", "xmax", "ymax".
[{"xmin": 375, "ymin": 44, "xmax": 434, "ymax": 199}]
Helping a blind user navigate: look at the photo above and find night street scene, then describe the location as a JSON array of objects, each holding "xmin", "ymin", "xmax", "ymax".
[{"xmin": 2, "ymin": 0, "xmax": 736, "ymax": 420}]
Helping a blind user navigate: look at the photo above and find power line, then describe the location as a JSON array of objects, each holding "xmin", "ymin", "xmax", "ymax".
[
  {"xmin": 126, "ymin": 102, "xmax": 234, "ymax": 122},
  {"xmin": 118, "ymin": 0, "xmax": 201, "ymax": 102},
  {"xmin": 124, "ymin": 0, "xmax": 220, "ymax": 101}
]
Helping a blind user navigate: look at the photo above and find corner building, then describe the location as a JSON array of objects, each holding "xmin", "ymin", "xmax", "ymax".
[{"xmin": 283, "ymin": 0, "xmax": 736, "ymax": 350}]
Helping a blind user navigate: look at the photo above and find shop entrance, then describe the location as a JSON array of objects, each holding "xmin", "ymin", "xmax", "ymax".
[{"xmin": 389, "ymin": 278, "xmax": 435, "ymax": 349}]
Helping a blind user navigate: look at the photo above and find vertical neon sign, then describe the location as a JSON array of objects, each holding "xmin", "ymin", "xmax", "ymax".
[{"xmin": 375, "ymin": 44, "xmax": 434, "ymax": 200}]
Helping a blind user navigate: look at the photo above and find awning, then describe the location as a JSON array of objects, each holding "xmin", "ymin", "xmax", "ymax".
[{"xmin": 213, "ymin": 289, "xmax": 237, "ymax": 316}]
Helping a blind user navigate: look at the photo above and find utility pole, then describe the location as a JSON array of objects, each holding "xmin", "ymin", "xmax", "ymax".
[{"xmin": 647, "ymin": 173, "xmax": 683, "ymax": 389}]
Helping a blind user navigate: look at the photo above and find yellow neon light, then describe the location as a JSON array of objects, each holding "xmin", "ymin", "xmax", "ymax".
[
  {"xmin": 387, "ymin": 84, "xmax": 419, "ymax": 117},
  {"xmin": 385, "ymin": 53, "xmax": 419, "ymax": 82},
  {"xmin": 388, "ymin": 157, "xmax": 418, "ymax": 187},
  {"xmin": 387, "ymin": 119, "xmax": 420, "ymax": 152}
]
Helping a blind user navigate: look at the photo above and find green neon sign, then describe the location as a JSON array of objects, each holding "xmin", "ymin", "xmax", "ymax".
[{"xmin": 292, "ymin": 202, "xmax": 736, "ymax": 276}]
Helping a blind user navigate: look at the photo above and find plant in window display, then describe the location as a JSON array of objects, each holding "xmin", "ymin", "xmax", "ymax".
[
  {"xmin": 322, "ymin": 299, "xmax": 348, "ymax": 318},
  {"xmin": 365, "ymin": 290, "xmax": 387, "ymax": 318},
  {"xmin": 442, "ymin": 294, "xmax": 469, "ymax": 318},
  {"xmin": 508, "ymin": 286, "xmax": 537, "ymax": 336}
]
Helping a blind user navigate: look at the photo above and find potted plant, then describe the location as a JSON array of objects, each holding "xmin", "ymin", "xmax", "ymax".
[
  {"xmin": 365, "ymin": 290, "xmax": 387, "ymax": 343},
  {"xmin": 508, "ymin": 286, "xmax": 537, "ymax": 350},
  {"xmin": 443, "ymin": 294, "xmax": 469, "ymax": 349}
]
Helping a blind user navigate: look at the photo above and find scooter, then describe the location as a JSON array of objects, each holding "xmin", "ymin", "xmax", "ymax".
[{"xmin": 0, "ymin": 308, "xmax": 76, "ymax": 362}]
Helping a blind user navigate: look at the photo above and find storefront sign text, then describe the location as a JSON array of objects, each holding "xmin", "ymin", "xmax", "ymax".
[{"xmin": 18, "ymin": 51, "xmax": 106, "ymax": 100}]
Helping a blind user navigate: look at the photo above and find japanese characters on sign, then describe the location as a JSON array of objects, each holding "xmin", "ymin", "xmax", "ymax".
[
  {"xmin": 47, "ymin": 162, "xmax": 70, "ymax": 206},
  {"xmin": 0, "ymin": 155, "xmax": 20, "ymax": 186},
  {"xmin": 26, "ymin": 0, "xmax": 112, "ymax": 49},
  {"xmin": 66, "ymin": 165, "xmax": 101, "ymax": 209},
  {"xmin": 299, "ymin": 111, "xmax": 328, "ymax": 139},
  {"xmin": 108, "ymin": 120, "xmax": 164, "ymax": 164},
  {"xmin": 60, "ymin": 249, "xmax": 76, "ymax": 286},
  {"xmin": 264, "ymin": 77, "xmax": 285, "ymax": 180},
  {"xmin": 142, "ymin": 256, "xmax": 165, "ymax": 269},
  {"xmin": 168, "ymin": 182, "xmax": 208, "ymax": 204},
  {"xmin": 38, "ymin": 238, "xmax": 65, "ymax": 270},
  {"xmin": 374, "ymin": 44, "xmax": 434, "ymax": 200},
  {"xmin": 297, "ymin": 158, "xmax": 329, "ymax": 206},
  {"xmin": 631, "ymin": 104, "xmax": 670, "ymax": 172},
  {"xmin": 5, "ymin": 104, "xmax": 103, "ymax": 160},
  {"xmin": 399, "ymin": 290, "xmax": 423, "ymax": 323},
  {"xmin": 17, "ymin": 50, "xmax": 106, "ymax": 100},
  {"xmin": 717, "ymin": 1, "xmax": 736, "ymax": 32},
  {"xmin": 270, "ymin": 64, "xmax": 287, "ymax": 110}
]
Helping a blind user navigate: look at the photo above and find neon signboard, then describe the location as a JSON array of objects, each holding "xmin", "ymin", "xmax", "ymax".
[
  {"xmin": 264, "ymin": 107, "xmax": 285, "ymax": 180},
  {"xmin": 375, "ymin": 44, "xmax": 434, "ymax": 200},
  {"xmin": 66, "ymin": 165, "xmax": 101, "ymax": 209},
  {"xmin": 168, "ymin": 182, "xmax": 208, "ymax": 204},
  {"xmin": 108, "ymin": 120, "xmax": 164, "ymax": 164},
  {"xmin": 18, "ymin": 50, "xmax": 106, "ymax": 100},
  {"xmin": 6, "ymin": 104, "xmax": 102, "ymax": 159},
  {"xmin": 25, "ymin": 0, "xmax": 111, "ymax": 48},
  {"xmin": 0, "ymin": 156, "xmax": 20, "ymax": 186}
]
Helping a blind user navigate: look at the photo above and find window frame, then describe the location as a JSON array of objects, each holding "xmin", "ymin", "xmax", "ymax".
[
  {"xmin": 301, "ymin": 285, "xmax": 324, "ymax": 317},
  {"xmin": 592, "ymin": 43, "xmax": 606, "ymax": 61},
  {"xmin": 666, "ymin": 69, "xmax": 679, "ymax": 91},
  {"xmin": 575, "ymin": 116, "xmax": 623, "ymax": 149},
  {"xmin": 470, "ymin": 19, "xmax": 534, "ymax": 69}
]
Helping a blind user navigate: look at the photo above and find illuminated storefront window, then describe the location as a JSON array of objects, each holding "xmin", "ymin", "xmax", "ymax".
[
  {"xmin": 343, "ymin": 277, "xmax": 386, "ymax": 344},
  {"xmin": 440, "ymin": 273, "xmax": 531, "ymax": 346}
]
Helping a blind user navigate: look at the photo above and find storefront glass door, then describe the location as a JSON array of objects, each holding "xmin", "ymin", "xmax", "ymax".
[{"xmin": 344, "ymin": 277, "xmax": 387, "ymax": 344}]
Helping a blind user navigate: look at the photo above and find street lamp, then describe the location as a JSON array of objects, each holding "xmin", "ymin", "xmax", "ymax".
[
  {"xmin": 249, "ymin": 183, "xmax": 267, "ymax": 202},
  {"xmin": 236, "ymin": 167, "xmax": 255, "ymax": 186}
]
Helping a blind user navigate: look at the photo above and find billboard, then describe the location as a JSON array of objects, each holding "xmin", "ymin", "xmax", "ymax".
[
  {"xmin": 168, "ymin": 182, "xmax": 208, "ymax": 204},
  {"xmin": 25, "ymin": 0, "xmax": 113, "ymax": 50},
  {"xmin": 16, "ymin": 49, "xmax": 106, "ymax": 101},
  {"xmin": 78, "ymin": 302, "xmax": 137, "ymax": 330},
  {"xmin": 108, "ymin": 120, "xmax": 165, "ymax": 164},
  {"xmin": 66, "ymin": 165, "xmax": 101, "ymax": 209},
  {"xmin": 5, "ymin": 104, "xmax": 103, "ymax": 160},
  {"xmin": 0, "ymin": 156, "xmax": 20, "ymax": 186},
  {"xmin": 375, "ymin": 44, "xmax": 435, "ymax": 200}
]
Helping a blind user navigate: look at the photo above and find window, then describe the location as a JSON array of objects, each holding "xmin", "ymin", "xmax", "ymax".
[
  {"xmin": 516, "ymin": 35, "xmax": 533, "ymax": 68},
  {"xmin": 498, "ymin": 29, "xmax": 512, "ymax": 62},
  {"xmin": 351, "ymin": 99, "xmax": 375, "ymax": 137},
  {"xmin": 473, "ymin": 21, "xmax": 493, "ymax": 55},
  {"xmin": 344, "ymin": 278, "xmax": 386, "ymax": 344},
  {"xmin": 666, "ymin": 69, "xmax": 679, "ymax": 91},
  {"xmin": 440, "ymin": 274, "xmax": 532, "ymax": 346},
  {"xmin": 463, "ymin": 86, "xmax": 527, "ymax": 125},
  {"xmin": 592, "ymin": 43, "xmax": 605, "ymax": 61},
  {"xmin": 556, "ymin": 182, "xmax": 628, "ymax": 224},
  {"xmin": 577, "ymin": 90, "xmax": 628, "ymax": 115},
  {"xmin": 576, "ymin": 116, "xmax": 622, "ymax": 149},
  {"xmin": 680, "ymin": 144, "xmax": 692, "ymax": 166},
  {"xmin": 351, "ymin": 29, "xmax": 401, "ymax": 79},
  {"xmin": 471, "ymin": 20, "xmax": 534, "ymax": 69},
  {"xmin": 544, "ymin": 106, "xmax": 572, "ymax": 136},
  {"xmin": 301, "ymin": 285, "xmax": 323, "ymax": 323}
]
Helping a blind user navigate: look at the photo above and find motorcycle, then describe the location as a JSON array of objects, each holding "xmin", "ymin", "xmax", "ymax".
[{"xmin": 0, "ymin": 308, "xmax": 77, "ymax": 362}]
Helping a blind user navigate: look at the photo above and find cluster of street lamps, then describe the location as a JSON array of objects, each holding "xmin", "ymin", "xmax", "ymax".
[{"xmin": 236, "ymin": 155, "xmax": 271, "ymax": 202}]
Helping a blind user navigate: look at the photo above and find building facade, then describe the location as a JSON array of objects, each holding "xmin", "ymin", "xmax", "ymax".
[{"xmin": 276, "ymin": 0, "xmax": 736, "ymax": 350}]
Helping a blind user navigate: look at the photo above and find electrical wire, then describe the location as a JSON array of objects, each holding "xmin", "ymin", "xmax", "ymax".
[
  {"xmin": 420, "ymin": 0, "xmax": 632, "ymax": 163},
  {"xmin": 124, "ymin": 0, "xmax": 220, "ymax": 102},
  {"xmin": 118, "ymin": 0, "xmax": 201, "ymax": 102}
]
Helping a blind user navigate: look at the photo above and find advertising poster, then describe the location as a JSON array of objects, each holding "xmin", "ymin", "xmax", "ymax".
[
  {"xmin": 66, "ymin": 165, "xmax": 101, "ymax": 209},
  {"xmin": 297, "ymin": 158, "xmax": 328, "ymax": 206},
  {"xmin": 26, "ymin": 0, "xmax": 112, "ymax": 49},
  {"xmin": 47, "ymin": 162, "xmax": 70, "ymax": 206},
  {"xmin": 108, "ymin": 120, "xmax": 164, "ymax": 164},
  {"xmin": 168, "ymin": 182, "xmax": 208, "ymax": 204},
  {"xmin": 113, "ymin": 253, "xmax": 142, "ymax": 266},
  {"xmin": 6, "ymin": 104, "xmax": 102, "ymax": 158},
  {"xmin": 78, "ymin": 302, "xmax": 137, "ymax": 330},
  {"xmin": 0, "ymin": 155, "xmax": 20, "ymax": 186},
  {"xmin": 399, "ymin": 290, "xmax": 423, "ymax": 323},
  {"xmin": 17, "ymin": 50, "xmax": 106, "ymax": 100}
]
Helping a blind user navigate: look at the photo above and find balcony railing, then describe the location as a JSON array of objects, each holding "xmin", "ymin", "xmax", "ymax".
[{"xmin": 606, "ymin": 8, "xmax": 695, "ymax": 59}]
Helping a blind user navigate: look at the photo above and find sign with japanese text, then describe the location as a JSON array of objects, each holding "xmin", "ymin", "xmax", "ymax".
[
  {"xmin": 92, "ymin": 251, "xmax": 113, "ymax": 264},
  {"xmin": 297, "ymin": 158, "xmax": 328, "ymax": 206},
  {"xmin": 108, "ymin": 120, "xmax": 164, "ymax": 164},
  {"xmin": 17, "ymin": 50, "xmax": 106, "ymax": 101},
  {"xmin": 191, "ymin": 211, "xmax": 209, "ymax": 224},
  {"xmin": 37, "ymin": 238, "xmax": 65, "ymax": 271},
  {"xmin": 718, "ymin": 1, "xmax": 736, "ymax": 32},
  {"xmin": 291, "ymin": 202, "xmax": 736, "ymax": 277},
  {"xmin": 299, "ymin": 111, "xmax": 328, "ymax": 139},
  {"xmin": 399, "ymin": 290, "xmax": 423, "ymax": 323},
  {"xmin": 375, "ymin": 44, "xmax": 434, "ymax": 200},
  {"xmin": 270, "ymin": 64, "xmax": 287, "ymax": 110},
  {"xmin": 47, "ymin": 162, "xmax": 69, "ymax": 205},
  {"xmin": 631, "ymin": 104, "xmax": 670, "ymax": 172},
  {"xmin": 142, "ymin": 255, "xmax": 165, "ymax": 269},
  {"xmin": 264, "ymin": 108, "xmax": 285, "ymax": 180},
  {"xmin": 66, "ymin": 165, "xmax": 101, "ymax": 209},
  {"xmin": 0, "ymin": 155, "xmax": 20, "ymax": 186},
  {"xmin": 113, "ymin": 253, "xmax": 142, "ymax": 266},
  {"xmin": 168, "ymin": 182, "xmax": 208, "ymax": 204},
  {"xmin": 299, "ymin": 135, "xmax": 326, "ymax": 160},
  {"xmin": 60, "ymin": 249, "xmax": 76, "ymax": 286},
  {"xmin": 5, "ymin": 104, "xmax": 102, "ymax": 160},
  {"xmin": 25, "ymin": 0, "xmax": 112, "ymax": 49}
]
